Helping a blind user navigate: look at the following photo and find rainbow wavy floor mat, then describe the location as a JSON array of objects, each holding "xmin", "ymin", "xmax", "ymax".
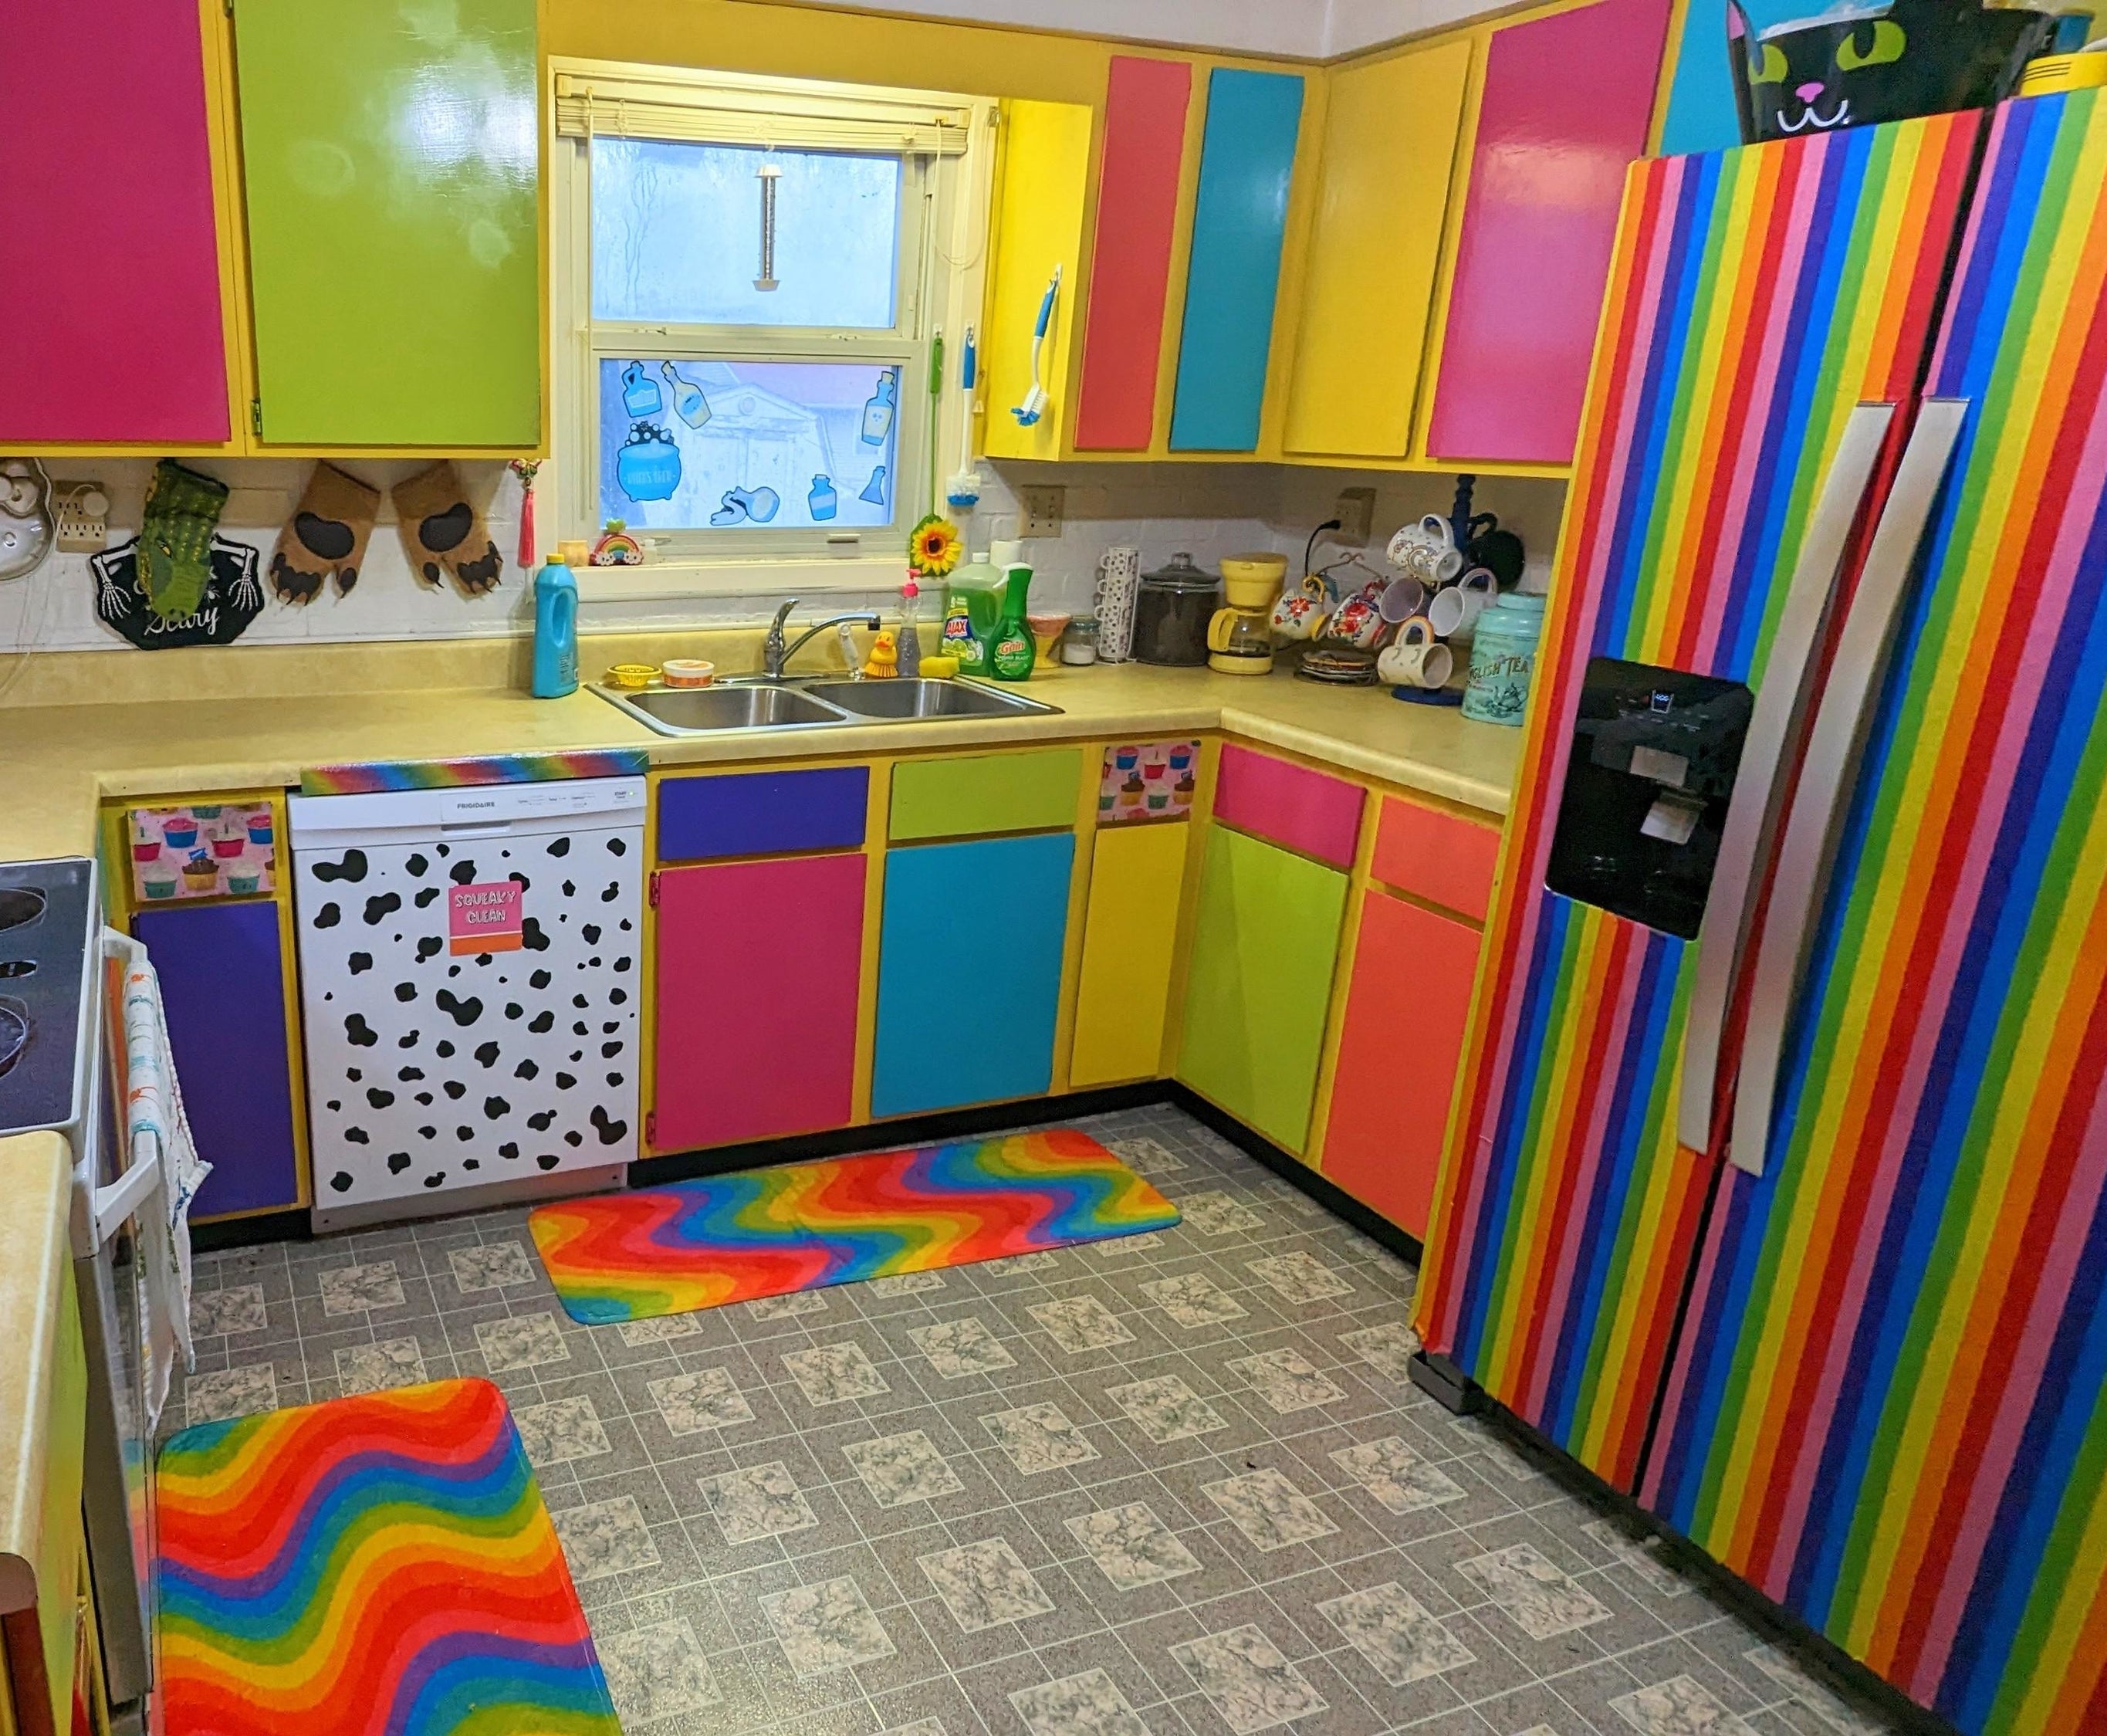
[
  {"xmin": 529, "ymin": 1128, "xmax": 1182, "ymax": 1323},
  {"xmin": 156, "ymin": 1379, "xmax": 620, "ymax": 1736}
]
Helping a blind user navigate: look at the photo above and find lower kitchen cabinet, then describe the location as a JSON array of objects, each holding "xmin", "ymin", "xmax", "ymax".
[
  {"xmin": 1070, "ymin": 821, "xmax": 1190, "ymax": 1088},
  {"xmin": 1177, "ymin": 826, "xmax": 1348, "ymax": 1154},
  {"xmin": 132, "ymin": 902, "xmax": 303, "ymax": 1219},
  {"xmin": 1320, "ymin": 888, "xmax": 1483, "ymax": 1240},
  {"xmin": 652, "ymin": 853, "xmax": 865, "ymax": 1152},
  {"xmin": 871, "ymin": 833, "xmax": 1074, "ymax": 1118}
]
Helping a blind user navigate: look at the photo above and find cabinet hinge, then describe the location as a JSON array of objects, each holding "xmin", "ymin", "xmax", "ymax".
[
  {"xmin": 644, "ymin": 1112, "xmax": 657, "ymax": 1149},
  {"xmin": 648, "ymin": 871, "xmax": 661, "ymax": 908},
  {"xmin": 249, "ymin": 398, "xmax": 262, "ymax": 437}
]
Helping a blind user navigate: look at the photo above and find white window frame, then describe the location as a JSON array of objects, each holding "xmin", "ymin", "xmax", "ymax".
[{"xmin": 548, "ymin": 59, "xmax": 996, "ymax": 601}]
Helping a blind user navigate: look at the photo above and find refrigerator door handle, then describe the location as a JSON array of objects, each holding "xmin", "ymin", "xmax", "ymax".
[
  {"xmin": 1727, "ymin": 398, "xmax": 1970, "ymax": 1176},
  {"xmin": 1676, "ymin": 401, "xmax": 1899, "ymax": 1158}
]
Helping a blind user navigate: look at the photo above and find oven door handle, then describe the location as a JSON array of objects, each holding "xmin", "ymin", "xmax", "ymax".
[{"xmin": 69, "ymin": 929, "xmax": 165, "ymax": 1258}]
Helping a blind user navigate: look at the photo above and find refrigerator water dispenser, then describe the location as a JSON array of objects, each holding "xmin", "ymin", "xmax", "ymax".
[{"xmin": 1546, "ymin": 658, "xmax": 1754, "ymax": 939}]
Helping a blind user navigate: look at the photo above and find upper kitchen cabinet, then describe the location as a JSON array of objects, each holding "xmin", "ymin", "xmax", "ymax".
[
  {"xmin": 231, "ymin": 0, "xmax": 542, "ymax": 450},
  {"xmin": 1426, "ymin": 0, "xmax": 1672, "ymax": 467},
  {"xmin": 1073, "ymin": 58, "xmax": 1192, "ymax": 453},
  {"xmin": 2, "ymin": 1, "xmax": 235, "ymax": 450},
  {"xmin": 1168, "ymin": 69, "xmax": 1307, "ymax": 453},
  {"xmin": 981, "ymin": 100, "xmax": 1094, "ymax": 463},
  {"xmin": 1282, "ymin": 39, "xmax": 1471, "ymax": 462}
]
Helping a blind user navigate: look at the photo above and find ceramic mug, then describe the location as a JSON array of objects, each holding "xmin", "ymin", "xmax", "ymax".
[
  {"xmin": 1272, "ymin": 572, "xmax": 1336, "ymax": 641},
  {"xmin": 1386, "ymin": 514, "xmax": 1466, "ymax": 587},
  {"xmin": 1378, "ymin": 577, "xmax": 1429, "ymax": 625},
  {"xmin": 1427, "ymin": 567, "xmax": 1497, "ymax": 639},
  {"xmin": 1326, "ymin": 582, "xmax": 1389, "ymax": 650},
  {"xmin": 1378, "ymin": 618, "xmax": 1454, "ymax": 689}
]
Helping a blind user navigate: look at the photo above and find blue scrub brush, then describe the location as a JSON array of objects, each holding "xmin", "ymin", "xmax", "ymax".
[
  {"xmin": 1012, "ymin": 266, "xmax": 1061, "ymax": 428},
  {"xmin": 947, "ymin": 327, "xmax": 982, "ymax": 509}
]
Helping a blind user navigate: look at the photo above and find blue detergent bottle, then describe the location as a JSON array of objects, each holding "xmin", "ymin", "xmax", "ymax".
[{"xmin": 533, "ymin": 557, "xmax": 579, "ymax": 698}]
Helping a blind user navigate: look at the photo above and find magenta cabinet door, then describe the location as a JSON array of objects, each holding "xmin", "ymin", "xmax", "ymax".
[
  {"xmin": 652, "ymin": 853, "xmax": 865, "ymax": 1152},
  {"xmin": 2, "ymin": 2, "xmax": 230, "ymax": 445},
  {"xmin": 1426, "ymin": 0, "xmax": 1671, "ymax": 466}
]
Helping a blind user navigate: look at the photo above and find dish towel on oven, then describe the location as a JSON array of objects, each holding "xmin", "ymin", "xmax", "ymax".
[{"xmin": 123, "ymin": 956, "xmax": 212, "ymax": 1431}]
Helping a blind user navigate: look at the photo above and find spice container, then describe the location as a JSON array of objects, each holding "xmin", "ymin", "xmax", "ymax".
[{"xmin": 1060, "ymin": 618, "xmax": 1100, "ymax": 665}]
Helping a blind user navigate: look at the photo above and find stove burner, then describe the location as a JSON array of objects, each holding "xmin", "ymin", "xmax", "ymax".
[
  {"xmin": 0, "ymin": 1000, "xmax": 28, "ymax": 1081},
  {"xmin": 0, "ymin": 888, "xmax": 46, "ymax": 933},
  {"xmin": 0, "ymin": 961, "xmax": 32, "ymax": 979}
]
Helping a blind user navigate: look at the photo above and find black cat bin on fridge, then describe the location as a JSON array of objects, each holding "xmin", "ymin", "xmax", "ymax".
[{"xmin": 1727, "ymin": 0, "xmax": 2065, "ymax": 144}]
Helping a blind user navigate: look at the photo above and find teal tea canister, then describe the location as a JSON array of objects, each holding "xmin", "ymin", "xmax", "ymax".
[{"xmin": 1462, "ymin": 593, "xmax": 1547, "ymax": 726}]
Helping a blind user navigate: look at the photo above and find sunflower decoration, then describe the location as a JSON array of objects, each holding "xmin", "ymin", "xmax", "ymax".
[{"xmin": 909, "ymin": 514, "xmax": 962, "ymax": 579}]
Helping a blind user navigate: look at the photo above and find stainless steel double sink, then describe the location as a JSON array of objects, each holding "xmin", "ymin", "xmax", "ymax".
[{"xmin": 592, "ymin": 676, "xmax": 1062, "ymax": 736}]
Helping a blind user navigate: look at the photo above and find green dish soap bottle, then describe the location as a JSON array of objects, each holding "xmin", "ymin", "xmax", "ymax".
[{"xmin": 989, "ymin": 563, "xmax": 1037, "ymax": 682}]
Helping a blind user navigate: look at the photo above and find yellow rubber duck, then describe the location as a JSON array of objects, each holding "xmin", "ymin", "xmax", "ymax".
[{"xmin": 861, "ymin": 631, "xmax": 900, "ymax": 678}]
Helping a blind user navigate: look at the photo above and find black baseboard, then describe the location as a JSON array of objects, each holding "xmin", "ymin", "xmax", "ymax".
[
  {"xmin": 191, "ymin": 1208, "xmax": 310, "ymax": 1253},
  {"xmin": 629, "ymin": 1081, "xmax": 1167, "ymax": 1189}
]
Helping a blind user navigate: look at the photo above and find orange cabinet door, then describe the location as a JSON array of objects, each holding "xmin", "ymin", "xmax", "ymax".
[{"xmin": 1321, "ymin": 890, "xmax": 1482, "ymax": 1240}]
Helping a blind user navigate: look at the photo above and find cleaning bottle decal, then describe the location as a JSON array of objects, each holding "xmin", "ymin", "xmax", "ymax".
[
  {"xmin": 862, "ymin": 370, "xmax": 899, "ymax": 445},
  {"xmin": 989, "ymin": 563, "xmax": 1036, "ymax": 682},
  {"xmin": 532, "ymin": 557, "xmax": 579, "ymax": 698}
]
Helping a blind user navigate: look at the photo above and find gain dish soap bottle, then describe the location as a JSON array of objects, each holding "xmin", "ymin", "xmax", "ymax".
[{"xmin": 988, "ymin": 563, "xmax": 1037, "ymax": 682}]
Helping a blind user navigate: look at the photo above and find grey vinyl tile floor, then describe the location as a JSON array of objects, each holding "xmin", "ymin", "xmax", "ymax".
[{"xmin": 167, "ymin": 1104, "xmax": 1903, "ymax": 1736}]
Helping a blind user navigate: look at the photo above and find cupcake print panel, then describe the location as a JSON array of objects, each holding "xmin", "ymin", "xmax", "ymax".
[
  {"xmin": 1098, "ymin": 743, "xmax": 1200, "ymax": 826},
  {"xmin": 130, "ymin": 804, "xmax": 277, "ymax": 902}
]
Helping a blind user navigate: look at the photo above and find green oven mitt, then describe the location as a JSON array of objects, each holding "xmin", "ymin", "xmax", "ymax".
[{"xmin": 138, "ymin": 460, "xmax": 228, "ymax": 621}]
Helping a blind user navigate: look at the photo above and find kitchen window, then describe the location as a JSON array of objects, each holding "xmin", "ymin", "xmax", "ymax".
[{"xmin": 550, "ymin": 63, "xmax": 993, "ymax": 590}]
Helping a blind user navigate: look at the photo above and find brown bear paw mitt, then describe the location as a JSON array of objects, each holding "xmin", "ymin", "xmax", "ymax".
[
  {"xmin": 270, "ymin": 463, "xmax": 378, "ymax": 603},
  {"xmin": 393, "ymin": 462, "xmax": 502, "ymax": 597}
]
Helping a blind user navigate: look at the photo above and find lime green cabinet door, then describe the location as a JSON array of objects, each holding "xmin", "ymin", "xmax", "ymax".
[
  {"xmin": 1176, "ymin": 825, "xmax": 1348, "ymax": 1153},
  {"xmin": 232, "ymin": 0, "xmax": 539, "ymax": 445}
]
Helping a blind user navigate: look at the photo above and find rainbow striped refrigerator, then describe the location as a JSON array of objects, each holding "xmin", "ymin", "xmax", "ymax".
[{"xmin": 1418, "ymin": 90, "xmax": 2107, "ymax": 1736}]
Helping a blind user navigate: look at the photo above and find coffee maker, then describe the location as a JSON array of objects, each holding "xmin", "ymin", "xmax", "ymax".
[{"xmin": 1208, "ymin": 553, "xmax": 1287, "ymax": 676}]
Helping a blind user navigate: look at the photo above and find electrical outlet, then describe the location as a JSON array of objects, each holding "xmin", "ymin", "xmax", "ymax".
[
  {"xmin": 52, "ymin": 482, "xmax": 109, "ymax": 554},
  {"xmin": 1020, "ymin": 486, "xmax": 1064, "ymax": 539},
  {"xmin": 1334, "ymin": 487, "xmax": 1376, "ymax": 546}
]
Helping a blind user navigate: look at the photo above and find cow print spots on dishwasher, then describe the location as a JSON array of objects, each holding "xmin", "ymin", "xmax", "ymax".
[
  {"xmin": 312, "ymin": 849, "xmax": 368, "ymax": 884},
  {"xmin": 296, "ymin": 815, "xmax": 641, "ymax": 1207}
]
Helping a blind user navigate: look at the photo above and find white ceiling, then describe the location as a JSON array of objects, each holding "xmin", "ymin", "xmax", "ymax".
[{"xmin": 806, "ymin": 0, "xmax": 1510, "ymax": 59}]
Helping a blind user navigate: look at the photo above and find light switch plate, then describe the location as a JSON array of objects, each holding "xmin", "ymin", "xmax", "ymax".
[
  {"xmin": 1020, "ymin": 486, "xmax": 1064, "ymax": 539},
  {"xmin": 1334, "ymin": 487, "xmax": 1376, "ymax": 545}
]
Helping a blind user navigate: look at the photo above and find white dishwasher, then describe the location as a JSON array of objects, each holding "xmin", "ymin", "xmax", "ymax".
[{"xmin": 290, "ymin": 777, "xmax": 646, "ymax": 1230}]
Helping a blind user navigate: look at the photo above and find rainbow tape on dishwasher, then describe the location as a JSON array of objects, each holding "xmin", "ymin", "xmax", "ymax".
[
  {"xmin": 529, "ymin": 1128, "xmax": 1180, "ymax": 1322},
  {"xmin": 156, "ymin": 1379, "xmax": 619, "ymax": 1736},
  {"xmin": 300, "ymin": 750, "xmax": 648, "ymax": 795}
]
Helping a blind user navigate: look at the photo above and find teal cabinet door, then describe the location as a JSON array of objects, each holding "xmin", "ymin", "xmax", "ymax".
[
  {"xmin": 232, "ymin": 0, "xmax": 539, "ymax": 445},
  {"xmin": 872, "ymin": 833, "xmax": 1074, "ymax": 1118},
  {"xmin": 1169, "ymin": 69, "xmax": 1305, "ymax": 452},
  {"xmin": 1176, "ymin": 825, "xmax": 1348, "ymax": 1153}
]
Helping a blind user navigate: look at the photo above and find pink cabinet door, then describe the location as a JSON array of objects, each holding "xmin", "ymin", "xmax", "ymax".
[
  {"xmin": 1426, "ymin": 0, "xmax": 1671, "ymax": 466},
  {"xmin": 652, "ymin": 854, "xmax": 865, "ymax": 1152},
  {"xmin": 2, "ymin": 2, "xmax": 230, "ymax": 445}
]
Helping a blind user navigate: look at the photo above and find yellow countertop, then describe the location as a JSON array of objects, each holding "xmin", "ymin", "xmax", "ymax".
[
  {"xmin": 0, "ymin": 657, "xmax": 1521, "ymax": 866},
  {"xmin": 0, "ymin": 1132, "xmax": 73, "ymax": 1618}
]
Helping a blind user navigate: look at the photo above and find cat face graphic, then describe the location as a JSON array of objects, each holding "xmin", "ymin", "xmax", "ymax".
[{"xmin": 1727, "ymin": 0, "xmax": 2061, "ymax": 144}]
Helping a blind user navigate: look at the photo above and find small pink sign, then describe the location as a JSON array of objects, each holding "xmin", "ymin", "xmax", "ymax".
[{"xmin": 449, "ymin": 881, "xmax": 523, "ymax": 955}]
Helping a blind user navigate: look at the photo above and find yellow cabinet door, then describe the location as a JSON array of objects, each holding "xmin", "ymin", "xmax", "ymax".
[
  {"xmin": 1070, "ymin": 821, "xmax": 1190, "ymax": 1088},
  {"xmin": 1282, "ymin": 38, "xmax": 1472, "ymax": 460}
]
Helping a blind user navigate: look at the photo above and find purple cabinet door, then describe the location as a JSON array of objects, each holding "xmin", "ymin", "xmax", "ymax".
[
  {"xmin": 3, "ymin": 2, "xmax": 231, "ymax": 445},
  {"xmin": 1426, "ymin": 0, "xmax": 1671, "ymax": 466},
  {"xmin": 134, "ymin": 902, "xmax": 303, "ymax": 1217}
]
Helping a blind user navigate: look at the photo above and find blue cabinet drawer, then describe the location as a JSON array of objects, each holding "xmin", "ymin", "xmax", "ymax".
[{"xmin": 658, "ymin": 766, "xmax": 869, "ymax": 861}]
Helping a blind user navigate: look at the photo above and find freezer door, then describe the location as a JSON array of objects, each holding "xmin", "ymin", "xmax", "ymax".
[
  {"xmin": 1414, "ymin": 113, "xmax": 1983, "ymax": 1491},
  {"xmin": 293, "ymin": 821, "xmax": 644, "ymax": 1208},
  {"xmin": 1644, "ymin": 93, "xmax": 2107, "ymax": 1736}
]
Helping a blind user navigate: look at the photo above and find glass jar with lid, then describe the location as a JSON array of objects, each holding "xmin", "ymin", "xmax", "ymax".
[{"xmin": 1131, "ymin": 553, "xmax": 1221, "ymax": 667}]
